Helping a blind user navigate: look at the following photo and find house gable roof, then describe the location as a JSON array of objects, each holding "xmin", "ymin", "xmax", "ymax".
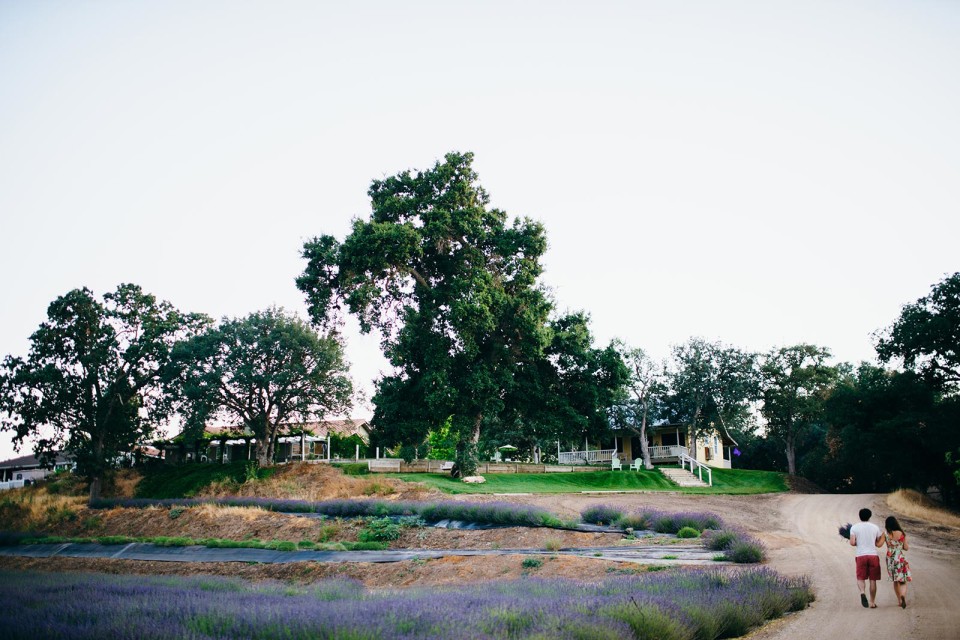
[{"xmin": 0, "ymin": 452, "xmax": 73, "ymax": 471}]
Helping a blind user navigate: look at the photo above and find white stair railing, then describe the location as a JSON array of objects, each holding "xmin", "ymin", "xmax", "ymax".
[{"xmin": 678, "ymin": 452, "xmax": 712, "ymax": 486}]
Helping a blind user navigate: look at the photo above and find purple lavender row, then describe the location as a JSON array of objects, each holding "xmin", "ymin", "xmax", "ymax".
[{"xmin": 0, "ymin": 567, "xmax": 813, "ymax": 640}]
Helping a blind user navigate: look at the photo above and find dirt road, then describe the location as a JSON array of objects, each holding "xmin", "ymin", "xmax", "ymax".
[
  {"xmin": 753, "ymin": 493, "xmax": 960, "ymax": 640},
  {"xmin": 485, "ymin": 490, "xmax": 960, "ymax": 640}
]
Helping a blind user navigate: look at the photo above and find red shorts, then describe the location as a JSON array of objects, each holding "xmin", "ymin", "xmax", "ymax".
[{"xmin": 856, "ymin": 555, "xmax": 881, "ymax": 581}]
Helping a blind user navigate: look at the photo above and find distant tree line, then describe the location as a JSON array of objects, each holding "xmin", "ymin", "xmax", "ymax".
[{"xmin": 2, "ymin": 151, "xmax": 957, "ymax": 505}]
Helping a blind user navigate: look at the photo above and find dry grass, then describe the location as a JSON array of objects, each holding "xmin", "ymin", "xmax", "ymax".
[
  {"xmin": 196, "ymin": 463, "xmax": 437, "ymax": 502},
  {"xmin": 107, "ymin": 469, "xmax": 142, "ymax": 498},
  {"xmin": 887, "ymin": 489, "xmax": 960, "ymax": 529},
  {"xmin": 0, "ymin": 485, "xmax": 87, "ymax": 532}
]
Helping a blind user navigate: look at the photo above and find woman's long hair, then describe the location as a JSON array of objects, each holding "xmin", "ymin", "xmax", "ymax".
[{"xmin": 885, "ymin": 516, "xmax": 904, "ymax": 535}]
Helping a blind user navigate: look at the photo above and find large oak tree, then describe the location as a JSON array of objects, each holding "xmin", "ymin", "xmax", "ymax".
[
  {"xmin": 760, "ymin": 344, "xmax": 838, "ymax": 475},
  {"xmin": 663, "ymin": 338, "xmax": 760, "ymax": 459},
  {"xmin": 876, "ymin": 272, "xmax": 960, "ymax": 391},
  {"xmin": 0, "ymin": 284, "xmax": 207, "ymax": 501},
  {"xmin": 298, "ymin": 152, "xmax": 622, "ymax": 476},
  {"xmin": 169, "ymin": 308, "xmax": 353, "ymax": 467}
]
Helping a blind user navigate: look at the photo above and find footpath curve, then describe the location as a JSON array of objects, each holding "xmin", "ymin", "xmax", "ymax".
[{"xmin": 754, "ymin": 493, "xmax": 960, "ymax": 640}]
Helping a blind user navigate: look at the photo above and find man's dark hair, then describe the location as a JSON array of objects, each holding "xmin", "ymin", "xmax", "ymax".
[{"xmin": 859, "ymin": 508, "xmax": 872, "ymax": 521}]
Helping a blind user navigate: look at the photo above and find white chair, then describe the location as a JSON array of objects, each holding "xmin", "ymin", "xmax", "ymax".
[
  {"xmin": 630, "ymin": 459, "xmax": 643, "ymax": 471},
  {"xmin": 611, "ymin": 457, "xmax": 622, "ymax": 471}
]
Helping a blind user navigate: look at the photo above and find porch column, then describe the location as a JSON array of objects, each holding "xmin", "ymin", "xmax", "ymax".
[
  {"xmin": 327, "ymin": 436, "xmax": 331, "ymax": 461},
  {"xmin": 301, "ymin": 432, "xmax": 306, "ymax": 462}
]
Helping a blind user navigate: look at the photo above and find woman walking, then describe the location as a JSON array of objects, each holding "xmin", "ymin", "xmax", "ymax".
[{"xmin": 882, "ymin": 516, "xmax": 912, "ymax": 608}]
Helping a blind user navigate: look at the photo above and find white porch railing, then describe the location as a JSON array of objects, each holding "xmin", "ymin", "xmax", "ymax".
[
  {"xmin": 679, "ymin": 452, "xmax": 712, "ymax": 486},
  {"xmin": 648, "ymin": 445, "xmax": 689, "ymax": 460},
  {"xmin": 558, "ymin": 449, "xmax": 617, "ymax": 465},
  {"xmin": 0, "ymin": 480, "xmax": 25, "ymax": 491}
]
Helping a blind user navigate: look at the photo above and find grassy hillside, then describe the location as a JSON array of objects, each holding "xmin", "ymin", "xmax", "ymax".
[{"xmin": 134, "ymin": 462, "xmax": 275, "ymax": 499}]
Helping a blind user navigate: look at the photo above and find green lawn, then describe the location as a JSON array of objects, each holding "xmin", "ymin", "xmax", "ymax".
[{"xmin": 389, "ymin": 467, "xmax": 788, "ymax": 495}]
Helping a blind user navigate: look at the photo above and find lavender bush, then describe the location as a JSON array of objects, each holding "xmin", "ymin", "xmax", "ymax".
[
  {"xmin": 702, "ymin": 528, "xmax": 767, "ymax": 563},
  {"xmin": 90, "ymin": 497, "xmax": 561, "ymax": 528},
  {"xmin": 0, "ymin": 567, "xmax": 812, "ymax": 640},
  {"xmin": 580, "ymin": 504, "xmax": 624, "ymax": 525}
]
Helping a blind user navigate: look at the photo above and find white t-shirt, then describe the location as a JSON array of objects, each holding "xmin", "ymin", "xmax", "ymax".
[{"xmin": 850, "ymin": 521, "xmax": 881, "ymax": 557}]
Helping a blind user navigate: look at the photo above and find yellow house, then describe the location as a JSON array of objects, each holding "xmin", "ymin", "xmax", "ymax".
[
  {"xmin": 614, "ymin": 423, "xmax": 738, "ymax": 469},
  {"xmin": 559, "ymin": 422, "xmax": 737, "ymax": 469}
]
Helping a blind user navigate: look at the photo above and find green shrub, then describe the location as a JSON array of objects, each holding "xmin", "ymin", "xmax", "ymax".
[
  {"xmin": 317, "ymin": 523, "xmax": 340, "ymax": 543},
  {"xmin": 338, "ymin": 463, "xmax": 369, "ymax": 476},
  {"xmin": 521, "ymin": 557, "xmax": 543, "ymax": 569},
  {"xmin": 153, "ymin": 536, "xmax": 195, "ymax": 547},
  {"xmin": 343, "ymin": 541, "xmax": 388, "ymax": 551},
  {"xmin": 676, "ymin": 526, "xmax": 700, "ymax": 539},
  {"xmin": 357, "ymin": 517, "xmax": 401, "ymax": 542},
  {"xmin": 297, "ymin": 540, "xmax": 317, "ymax": 549},
  {"xmin": 96, "ymin": 535, "xmax": 138, "ymax": 545},
  {"xmin": 169, "ymin": 508, "xmax": 184, "ymax": 520}
]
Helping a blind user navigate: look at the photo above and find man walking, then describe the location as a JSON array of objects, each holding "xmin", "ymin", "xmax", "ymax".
[{"xmin": 849, "ymin": 507, "xmax": 883, "ymax": 608}]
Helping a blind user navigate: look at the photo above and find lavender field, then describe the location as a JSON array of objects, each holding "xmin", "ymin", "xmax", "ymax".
[{"xmin": 1, "ymin": 568, "xmax": 812, "ymax": 639}]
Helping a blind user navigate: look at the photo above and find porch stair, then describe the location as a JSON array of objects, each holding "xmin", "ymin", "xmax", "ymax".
[{"xmin": 660, "ymin": 467, "xmax": 709, "ymax": 488}]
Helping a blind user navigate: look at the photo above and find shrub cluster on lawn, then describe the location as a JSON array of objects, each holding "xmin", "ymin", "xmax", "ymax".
[{"xmin": 0, "ymin": 567, "xmax": 813, "ymax": 640}]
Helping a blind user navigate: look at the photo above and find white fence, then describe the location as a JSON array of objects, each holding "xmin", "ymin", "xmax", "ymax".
[{"xmin": 0, "ymin": 480, "xmax": 25, "ymax": 491}]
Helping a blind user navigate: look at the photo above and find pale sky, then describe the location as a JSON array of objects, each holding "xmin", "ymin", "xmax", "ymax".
[{"xmin": 1, "ymin": 1, "xmax": 958, "ymax": 461}]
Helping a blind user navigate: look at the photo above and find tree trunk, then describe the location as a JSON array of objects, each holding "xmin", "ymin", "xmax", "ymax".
[
  {"xmin": 453, "ymin": 413, "xmax": 482, "ymax": 478},
  {"xmin": 255, "ymin": 421, "xmax": 274, "ymax": 468},
  {"xmin": 688, "ymin": 407, "xmax": 702, "ymax": 462},
  {"xmin": 785, "ymin": 433, "xmax": 797, "ymax": 475},
  {"xmin": 639, "ymin": 398, "xmax": 654, "ymax": 470},
  {"xmin": 88, "ymin": 475, "xmax": 102, "ymax": 503},
  {"xmin": 533, "ymin": 444, "xmax": 541, "ymax": 465},
  {"xmin": 88, "ymin": 435, "xmax": 105, "ymax": 503},
  {"xmin": 256, "ymin": 442, "xmax": 272, "ymax": 468}
]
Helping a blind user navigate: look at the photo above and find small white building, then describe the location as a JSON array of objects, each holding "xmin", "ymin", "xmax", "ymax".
[{"xmin": 0, "ymin": 453, "xmax": 74, "ymax": 490}]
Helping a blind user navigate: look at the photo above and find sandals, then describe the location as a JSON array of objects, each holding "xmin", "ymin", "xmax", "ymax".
[
  {"xmin": 861, "ymin": 594, "xmax": 869, "ymax": 608},
  {"xmin": 900, "ymin": 597, "xmax": 907, "ymax": 609}
]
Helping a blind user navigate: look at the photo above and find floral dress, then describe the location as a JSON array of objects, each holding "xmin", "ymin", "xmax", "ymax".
[{"xmin": 885, "ymin": 533, "xmax": 911, "ymax": 583}]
